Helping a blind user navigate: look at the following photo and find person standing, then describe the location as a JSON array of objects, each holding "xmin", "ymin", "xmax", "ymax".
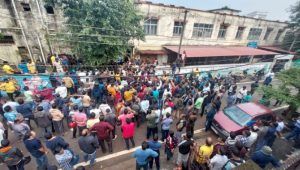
[
  {"xmin": 186, "ymin": 112, "xmax": 197, "ymax": 137},
  {"xmin": 78, "ymin": 129, "xmax": 99, "ymax": 167},
  {"xmin": 226, "ymin": 91, "xmax": 236, "ymax": 108},
  {"xmin": 104, "ymin": 109, "xmax": 117, "ymax": 140},
  {"xmin": 209, "ymin": 147, "xmax": 228, "ymax": 170},
  {"xmin": 146, "ymin": 109, "xmax": 158, "ymax": 140},
  {"xmin": 205, "ymin": 102, "xmax": 217, "ymax": 132},
  {"xmin": 16, "ymin": 98, "xmax": 34, "ymax": 129},
  {"xmin": 82, "ymin": 92, "xmax": 91, "ymax": 115},
  {"xmin": 194, "ymin": 94, "xmax": 205, "ymax": 116},
  {"xmin": 34, "ymin": 106, "xmax": 52, "ymax": 135},
  {"xmin": 0, "ymin": 139, "xmax": 28, "ymax": 170},
  {"xmin": 177, "ymin": 133, "xmax": 194, "ymax": 170},
  {"xmin": 54, "ymin": 146, "xmax": 78, "ymax": 170},
  {"xmin": 165, "ymin": 130, "xmax": 178, "ymax": 161},
  {"xmin": 72, "ymin": 106, "xmax": 87, "ymax": 138},
  {"xmin": 90, "ymin": 115, "xmax": 114, "ymax": 153},
  {"xmin": 148, "ymin": 135, "xmax": 162, "ymax": 170},
  {"xmin": 236, "ymin": 86, "xmax": 247, "ymax": 104},
  {"xmin": 49, "ymin": 104, "xmax": 64, "ymax": 135},
  {"xmin": 55, "ymin": 83, "xmax": 68, "ymax": 99},
  {"xmin": 194, "ymin": 137, "xmax": 214, "ymax": 169},
  {"xmin": 132, "ymin": 141, "xmax": 158, "ymax": 170},
  {"xmin": 2, "ymin": 61, "xmax": 15, "ymax": 74},
  {"xmin": 27, "ymin": 59, "xmax": 36, "ymax": 74},
  {"xmin": 44, "ymin": 132, "xmax": 69, "ymax": 154},
  {"xmin": 161, "ymin": 113, "xmax": 173, "ymax": 141},
  {"xmin": 62, "ymin": 74, "xmax": 75, "ymax": 95},
  {"xmin": 23, "ymin": 131, "xmax": 49, "ymax": 169},
  {"xmin": 18, "ymin": 60, "xmax": 29, "ymax": 74},
  {"xmin": 86, "ymin": 113, "xmax": 99, "ymax": 129},
  {"xmin": 121, "ymin": 118, "xmax": 135, "ymax": 150}
]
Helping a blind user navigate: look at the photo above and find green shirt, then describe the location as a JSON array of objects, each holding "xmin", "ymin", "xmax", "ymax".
[{"xmin": 194, "ymin": 97, "xmax": 205, "ymax": 109}]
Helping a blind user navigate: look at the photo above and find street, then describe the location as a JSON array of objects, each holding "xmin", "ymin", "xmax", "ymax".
[{"xmin": 0, "ymin": 79, "xmax": 289, "ymax": 170}]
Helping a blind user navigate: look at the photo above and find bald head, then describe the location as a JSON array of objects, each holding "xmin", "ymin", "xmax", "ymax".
[{"xmin": 206, "ymin": 137, "xmax": 213, "ymax": 146}]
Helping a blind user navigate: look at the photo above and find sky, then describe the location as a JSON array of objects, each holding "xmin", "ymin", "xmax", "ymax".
[{"xmin": 149, "ymin": 0, "xmax": 299, "ymax": 21}]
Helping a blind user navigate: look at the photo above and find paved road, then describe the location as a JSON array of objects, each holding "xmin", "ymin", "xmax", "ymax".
[{"xmin": 0, "ymin": 79, "xmax": 287, "ymax": 170}]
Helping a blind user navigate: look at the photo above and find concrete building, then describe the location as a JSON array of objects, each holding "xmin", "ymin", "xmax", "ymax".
[
  {"xmin": 0, "ymin": 0, "xmax": 290, "ymax": 65},
  {"xmin": 134, "ymin": 1, "xmax": 289, "ymax": 65}
]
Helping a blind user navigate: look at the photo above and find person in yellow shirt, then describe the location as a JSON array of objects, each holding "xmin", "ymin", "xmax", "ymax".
[
  {"xmin": 0, "ymin": 78, "xmax": 19, "ymax": 101},
  {"xmin": 62, "ymin": 74, "xmax": 74, "ymax": 94},
  {"xmin": 114, "ymin": 71, "xmax": 121, "ymax": 82},
  {"xmin": 50, "ymin": 55, "xmax": 56, "ymax": 65},
  {"xmin": 124, "ymin": 87, "xmax": 135, "ymax": 102},
  {"xmin": 2, "ymin": 61, "xmax": 15, "ymax": 74},
  {"xmin": 27, "ymin": 59, "xmax": 36, "ymax": 74},
  {"xmin": 194, "ymin": 137, "xmax": 214, "ymax": 168},
  {"xmin": 107, "ymin": 83, "xmax": 116, "ymax": 96}
]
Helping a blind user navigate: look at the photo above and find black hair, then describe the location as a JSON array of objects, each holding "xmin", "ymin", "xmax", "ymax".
[
  {"xmin": 17, "ymin": 98, "xmax": 24, "ymax": 105},
  {"xmin": 141, "ymin": 141, "xmax": 148, "ymax": 150},
  {"xmin": 1, "ymin": 139, "xmax": 10, "ymax": 147},
  {"xmin": 229, "ymin": 131, "xmax": 236, "ymax": 139},
  {"xmin": 3, "ymin": 105, "xmax": 11, "ymax": 112},
  {"xmin": 54, "ymin": 146, "xmax": 63, "ymax": 155},
  {"xmin": 37, "ymin": 106, "xmax": 44, "ymax": 111},
  {"xmin": 44, "ymin": 132, "xmax": 53, "ymax": 140},
  {"xmin": 78, "ymin": 106, "xmax": 84, "ymax": 112},
  {"xmin": 89, "ymin": 112, "xmax": 96, "ymax": 119}
]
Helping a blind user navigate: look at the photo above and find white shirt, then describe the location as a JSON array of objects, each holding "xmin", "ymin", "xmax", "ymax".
[
  {"xmin": 162, "ymin": 107, "xmax": 172, "ymax": 119},
  {"xmin": 77, "ymin": 72, "xmax": 87, "ymax": 83},
  {"xmin": 3, "ymin": 102, "xmax": 19, "ymax": 112},
  {"xmin": 245, "ymin": 131, "xmax": 258, "ymax": 148},
  {"xmin": 154, "ymin": 109, "xmax": 161, "ymax": 123},
  {"xmin": 99, "ymin": 104, "xmax": 111, "ymax": 116},
  {"xmin": 203, "ymin": 86, "xmax": 210, "ymax": 93},
  {"xmin": 265, "ymin": 72, "xmax": 275, "ymax": 79},
  {"xmin": 55, "ymin": 86, "xmax": 67, "ymax": 98},
  {"xmin": 90, "ymin": 108, "xmax": 101, "ymax": 118},
  {"xmin": 210, "ymin": 154, "xmax": 228, "ymax": 170},
  {"xmin": 276, "ymin": 121, "xmax": 285, "ymax": 132},
  {"xmin": 237, "ymin": 88, "xmax": 247, "ymax": 99},
  {"xmin": 140, "ymin": 100, "xmax": 150, "ymax": 113}
]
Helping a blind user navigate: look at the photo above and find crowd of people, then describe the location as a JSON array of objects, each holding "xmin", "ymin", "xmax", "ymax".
[{"xmin": 0, "ymin": 58, "xmax": 298, "ymax": 170}]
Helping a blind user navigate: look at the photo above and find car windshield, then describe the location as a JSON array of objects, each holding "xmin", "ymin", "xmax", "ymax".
[{"xmin": 224, "ymin": 106, "xmax": 252, "ymax": 126}]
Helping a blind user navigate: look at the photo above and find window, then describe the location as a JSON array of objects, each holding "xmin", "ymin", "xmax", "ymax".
[
  {"xmin": 224, "ymin": 106, "xmax": 252, "ymax": 126},
  {"xmin": 0, "ymin": 35, "xmax": 14, "ymax": 44},
  {"xmin": 275, "ymin": 29, "xmax": 283, "ymax": 41},
  {"xmin": 264, "ymin": 28, "xmax": 273, "ymax": 40},
  {"xmin": 21, "ymin": 2, "xmax": 31, "ymax": 11},
  {"xmin": 173, "ymin": 21, "xmax": 183, "ymax": 36},
  {"xmin": 44, "ymin": 5, "xmax": 54, "ymax": 14},
  {"xmin": 235, "ymin": 27, "xmax": 245, "ymax": 40},
  {"xmin": 144, "ymin": 18, "xmax": 158, "ymax": 35},
  {"xmin": 218, "ymin": 24, "xmax": 228, "ymax": 39},
  {"xmin": 247, "ymin": 28, "xmax": 263, "ymax": 40},
  {"xmin": 192, "ymin": 23, "xmax": 213, "ymax": 38}
]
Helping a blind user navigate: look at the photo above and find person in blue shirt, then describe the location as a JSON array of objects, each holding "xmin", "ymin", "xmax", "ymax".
[
  {"xmin": 205, "ymin": 102, "xmax": 217, "ymax": 132},
  {"xmin": 147, "ymin": 135, "xmax": 162, "ymax": 170},
  {"xmin": 18, "ymin": 60, "xmax": 29, "ymax": 74},
  {"xmin": 251, "ymin": 146, "xmax": 280, "ymax": 168},
  {"xmin": 16, "ymin": 98, "xmax": 34, "ymax": 129},
  {"xmin": 132, "ymin": 141, "xmax": 158, "ymax": 170},
  {"xmin": 152, "ymin": 87, "xmax": 159, "ymax": 102},
  {"xmin": 3, "ymin": 105, "xmax": 17, "ymax": 123},
  {"xmin": 161, "ymin": 113, "xmax": 173, "ymax": 141}
]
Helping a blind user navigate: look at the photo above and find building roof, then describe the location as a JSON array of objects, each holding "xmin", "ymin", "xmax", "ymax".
[
  {"xmin": 259, "ymin": 46, "xmax": 296, "ymax": 54},
  {"xmin": 164, "ymin": 45, "xmax": 279, "ymax": 58},
  {"xmin": 137, "ymin": 50, "xmax": 166, "ymax": 55},
  {"xmin": 208, "ymin": 6, "xmax": 241, "ymax": 13},
  {"xmin": 135, "ymin": 1, "xmax": 288, "ymax": 24}
]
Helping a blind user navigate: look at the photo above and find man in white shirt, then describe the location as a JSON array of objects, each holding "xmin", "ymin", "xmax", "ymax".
[
  {"xmin": 99, "ymin": 101, "xmax": 112, "ymax": 116},
  {"xmin": 161, "ymin": 104, "xmax": 172, "ymax": 119},
  {"xmin": 90, "ymin": 104, "xmax": 101, "ymax": 118},
  {"xmin": 140, "ymin": 99, "xmax": 150, "ymax": 114},
  {"xmin": 209, "ymin": 147, "xmax": 228, "ymax": 170},
  {"xmin": 236, "ymin": 86, "xmax": 247, "ymax": 104},
  {"xmin": 55, "ymin": 83, "xmax": 67, "ymax": 98},
  {"xmin": 245, "ymin": 127, "xmax": 258, "ymax": 148}
]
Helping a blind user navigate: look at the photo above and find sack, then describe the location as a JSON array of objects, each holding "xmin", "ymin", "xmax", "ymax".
[
  {"xmin": 68, "ymin": 121, "xmax": 77, "ymax": 128},
  {"xmin": 23, "ymin": 156, "xmax": 31, "ymax": 164}
]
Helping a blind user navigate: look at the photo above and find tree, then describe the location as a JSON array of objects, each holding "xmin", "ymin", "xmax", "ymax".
[
  {"xmin": 260, "ymin": 68, "xmax": 300, "ymax": 115},
  {"xmin": 282, "ymin": 1, "xmax": 300, "ymax": 54},
  {"xmin": 45, "ymin": 0, "xmax": 144, "ymax": 64}
]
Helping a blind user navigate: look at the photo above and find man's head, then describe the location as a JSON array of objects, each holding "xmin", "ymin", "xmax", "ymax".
[
  {"xmin": 17, "ymin": 98, "xmax": 24, "ymax": 105},
  {"xmin": 141, "ymin": 141, "xmax": 149, "ymax": 150},
  {"xmin": 3, "ymin": 105, "xmax": 12, "ymax": 112},
  {"xmin": 243, "ymin": 130, "xmax": 251, "ymax": 137},
  {"xmin": 243, "ymin": 86, "xmax": 246, "ymax": 90},
  {"xmin": 1, "ymin": 139, "xmax": 10, "ymax": 147},
  {"xmin": 166, "ymin": 113, "xmax": 171, "ymax": 118},
  {"xmin": 99, "ymin": 114, "xmax": 105, "ymax": 122},
  {"xmin": 81, "ymin": 129, "xmax": 88, "ymax": 136},
  {"xmin": 205, "ymin": 137, "xmax": 213, "ymax": 146},
  {"xmin": 37, "ymin": 106, "xmax": 44, "ymax": 112},
  {"xmin": 229, "ymin": 131, "xmax": 236, "ymax": 139},
  {"xmin": 89, "ymin": 112, "xmax": 96, "ymax": 119},
  {"xmin": 44, "ymin": 131, "xmax": 53, "ymax": 140}
]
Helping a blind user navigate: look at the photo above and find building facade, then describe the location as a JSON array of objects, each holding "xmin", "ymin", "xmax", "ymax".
[
  {"xmin": 134, "ymin": 1, "xmax": 289, "ymax": 64},
  {"xmin": 0, "ymin": 0, "xmax": 290, "ymax": 65}
]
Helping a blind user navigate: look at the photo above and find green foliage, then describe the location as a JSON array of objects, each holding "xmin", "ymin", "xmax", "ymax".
[
  {"xmin": 47, "ymin": 0, "xmax": 144, "ymax": 64},
  {"xmin": 0, "ymin": 33, "xmax": 3, "ymax": 40},
  {"xmin": 260, "ymin": 68, "xmax": 300, "ymax": 112},
  {"xmin": 282, "ymin": 1, "xmax": 300, "ymax": 53}
]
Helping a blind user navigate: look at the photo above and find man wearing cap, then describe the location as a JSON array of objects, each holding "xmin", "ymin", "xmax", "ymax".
[{"xmin": 251, "ymin": 146, "xmax": 280, "ymax": 168}]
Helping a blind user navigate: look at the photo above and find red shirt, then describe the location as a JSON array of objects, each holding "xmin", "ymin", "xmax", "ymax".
[
  {"xmin": 121, "ymin": 122, "xmax": 135, "ymax": 139},
  {"xmin": 90, "ymin": 121, "xmax": 113, "ymax": 139}
]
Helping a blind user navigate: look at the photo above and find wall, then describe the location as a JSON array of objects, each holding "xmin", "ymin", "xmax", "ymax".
[{"xmin": 134, "ymin": 3, "xmax": 289, "ymax": 51}]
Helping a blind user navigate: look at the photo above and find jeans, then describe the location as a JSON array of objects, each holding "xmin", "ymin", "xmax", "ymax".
[
  {"xmin": 285, "ymin": 127, "xmax": 300, "ymax": 140},
  {"xmin": 149, "ymin": 150, "xmax": 160, "ymax": 169},
  {"xmin": 147, "ymin": 127, "xmax": 158, "ymax": 139},
  {"xmin": 7, "ymin": 159, "xmax": 25, "ymax": 170},
  {"xmin": 124, "ymin": 137, "xmax": 135, "ymax": 150},
  {"xmin": 165, "ymin": 147, "xmax": 173, "ymax": 160},
  {"xmin": 84, "ymin": 151, "xmax": 96, "ymax": 166},
  {"xmin": 161, "ymin": 129, "xmax": 169, "ymax": 141},
  {"xmin": 136, "ymin": 162, "xmax": 148, "ymax": 170},
  {"xmin": 35, "ymin": 154, "xmax": 48, "ymax": 169}
]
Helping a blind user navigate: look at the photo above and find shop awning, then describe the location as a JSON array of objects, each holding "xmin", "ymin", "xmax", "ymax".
[
  {"xmin": 164, "ymin": 46, "xmax": 279, "ymax": 58},
  {"xmin": 138, "ymin": 50, "xmax": 166, "ymax": 55}
]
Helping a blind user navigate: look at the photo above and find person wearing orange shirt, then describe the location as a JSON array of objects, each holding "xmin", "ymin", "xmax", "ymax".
[{"xmin": 107, "ymin": 83, "xmax": 116, "ymax": 96}]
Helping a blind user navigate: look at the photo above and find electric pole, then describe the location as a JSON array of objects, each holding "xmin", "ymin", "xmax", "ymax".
[{"xmin": 177, "ymin": 9, "xmax": 188, "ymax": 66}]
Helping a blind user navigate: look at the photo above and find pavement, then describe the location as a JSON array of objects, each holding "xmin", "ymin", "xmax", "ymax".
[{"xmin": 0, "ymin": 79, "xmax": 289, "ymax": 170}]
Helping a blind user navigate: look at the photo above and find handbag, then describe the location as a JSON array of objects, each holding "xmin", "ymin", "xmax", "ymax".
[{"xmin": 68, "ymin": 121, "xmax": 77, "ymax": 128}]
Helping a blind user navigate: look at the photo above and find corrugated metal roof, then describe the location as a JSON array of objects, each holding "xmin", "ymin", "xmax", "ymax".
[{"xmin": 164, "ymin": 46, "xmax": 279, "ymax": 58}]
